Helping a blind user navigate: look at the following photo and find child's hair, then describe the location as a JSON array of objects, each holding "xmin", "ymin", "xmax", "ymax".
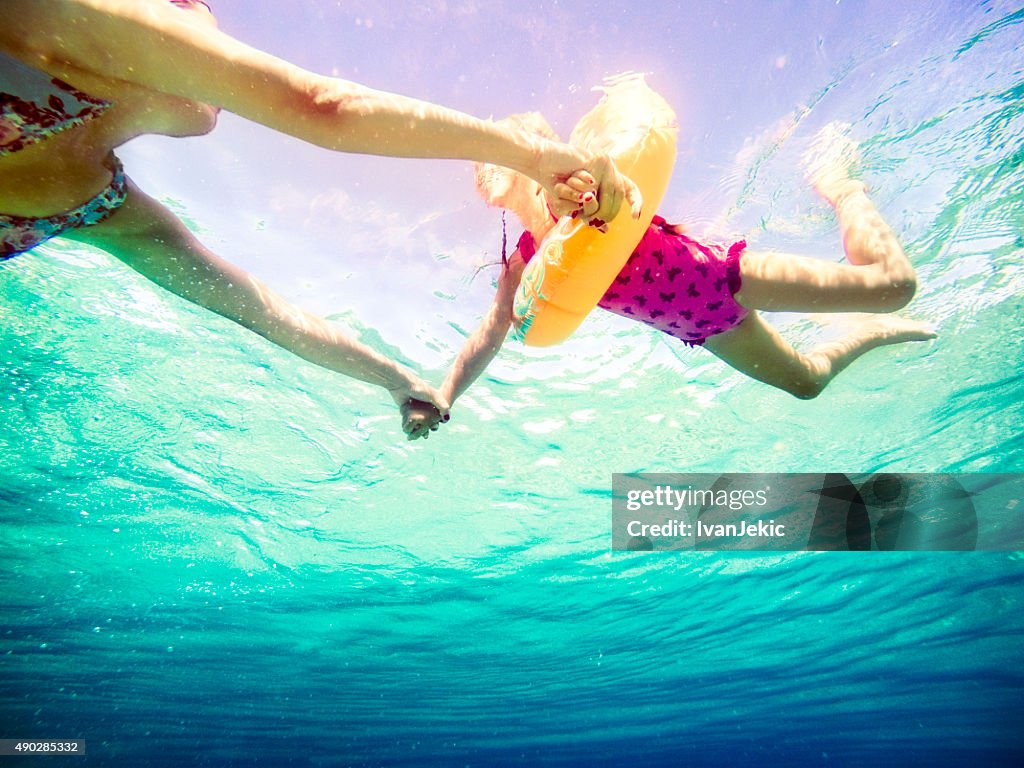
[{"xmin": 475, "ymin": 113, "xmax": 559, "ymax": 239}]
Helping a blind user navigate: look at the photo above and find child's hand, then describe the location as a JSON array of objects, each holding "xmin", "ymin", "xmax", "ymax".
[{"xmin": 400, "ymin": 398, "xmax": 447, "ymax": 441}]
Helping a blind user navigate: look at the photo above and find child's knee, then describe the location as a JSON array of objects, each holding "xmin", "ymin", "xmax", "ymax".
[
  {"xmin": 788, "ymin": 376, "xmax": 825, "ymax": 400},
  {"xmin": 786, "ymin": 358, "xmax": 828, "ymax": 399},
  {"xmin": 888, "ymin": 271, "xmax": 918, "ymax": 309},
  {"xmin": 868, "ymin": 265, "xmax": 917, "ymax": 311}
]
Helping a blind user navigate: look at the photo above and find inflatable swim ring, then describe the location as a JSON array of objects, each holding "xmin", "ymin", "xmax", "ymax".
[{"xmin": 513, "ymin": 73, "xmax": 677, "ymax": 346}]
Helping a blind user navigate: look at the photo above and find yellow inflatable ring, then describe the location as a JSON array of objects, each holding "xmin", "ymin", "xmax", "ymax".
[{"xmin": 514, "ymin": 74, "xmax": 678, "ymax": 346}]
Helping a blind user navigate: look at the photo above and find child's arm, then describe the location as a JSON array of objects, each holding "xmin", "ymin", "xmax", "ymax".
[
  {"xmin": 402, "ymin": 252, "xmax": 525, "ymax": 440},
  {"xmin": 442, "ymin": 252, "xmax": 523, "ymax": 405}
]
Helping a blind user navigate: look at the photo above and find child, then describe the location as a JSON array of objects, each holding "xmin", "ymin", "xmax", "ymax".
[{"xmin": 402, "ymin": 118, "xmax": 935, "ymax": 440}]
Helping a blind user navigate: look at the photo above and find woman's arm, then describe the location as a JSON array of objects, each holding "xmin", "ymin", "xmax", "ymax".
[
  {"xmin": 3, "ymin": 0, "xmax": 639, "ymax": 224},
  {"xmin": 69, "ymin": 177, "xmax": 448, "ymax": 415}
]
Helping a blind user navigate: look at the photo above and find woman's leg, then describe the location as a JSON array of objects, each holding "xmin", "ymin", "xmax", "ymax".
[
  {"xmin": 734, "ymin": 132, "xmax": 918, "ymax": 314},
  {"xmin": 703, "ymin": 310, "xmax": 935, "ymax": 399}
]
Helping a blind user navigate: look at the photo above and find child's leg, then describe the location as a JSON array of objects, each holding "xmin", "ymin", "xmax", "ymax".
[
  {"xmin": 703, "ymin": 311, "xmax": 935, "ymax": 399},
  {"xmin": 734, "ymin": 187, "xmax": 916, "ymax": 312},
  {"xmin": 734, "ymin": 131, "xmax": 917, "ymax": 314}
]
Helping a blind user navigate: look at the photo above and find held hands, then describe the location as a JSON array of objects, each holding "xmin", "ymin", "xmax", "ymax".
[
  {"xmin": 534, "ymin": 140, "xmax": 643, "ymax": 228},
  {"xmin": 551, "ymin": 170, "xmax": 608, "ymax": 232},
  {"xmin": 388, "ymin": 374, "xmax": 448, "ymax": 421},
  {"xmin": 400, "ymin": 398, "xmax": 445, "ymax": 441},
  {"xmin": 388, "ymin": 371, "xmax": 445, "ymax": 441}
]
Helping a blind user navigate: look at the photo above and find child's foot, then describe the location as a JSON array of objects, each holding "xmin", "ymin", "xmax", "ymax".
[
  {"xmin": 858, "ymin": 316, "xmax": 938, "ymax": 345},
  {"xmin": 804, "ymin": 121, "xmax": 866, "ymax": 207}
]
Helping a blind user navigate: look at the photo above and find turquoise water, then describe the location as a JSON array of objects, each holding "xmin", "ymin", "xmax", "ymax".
[{"xmin": 2, "ymin": 2, "xmax": 1024, "ymax": 766}]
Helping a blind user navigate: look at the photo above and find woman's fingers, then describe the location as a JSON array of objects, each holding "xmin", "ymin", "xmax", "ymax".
[
  {"xmin": 564, "ymin": 174, "xmax": 596, "ymax": 195},
  {"xmin": 552, "ymin": 157, "xmax": 641, "ymax": 230},
  {"xmin": 572, "ymin": 170, "xmax": 597, "ymax": 189},
  {"xmin": 551, "ymin": 179, "xmax": 600, "ymax": 219}
]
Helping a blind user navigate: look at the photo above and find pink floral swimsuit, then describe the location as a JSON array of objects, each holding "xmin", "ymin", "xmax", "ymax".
[
  {"xmin": 517, "ymin": 216, "xmax": 749, "ymax": 346},
  {"xmin": 0, "ymin": 52, "xmax": 127, "ymax": 260},
  {"xmin": 0, "ymin": 2, "xmax": 213, "ymax": 260}
]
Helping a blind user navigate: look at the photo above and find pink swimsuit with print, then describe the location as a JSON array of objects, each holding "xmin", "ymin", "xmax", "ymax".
[{"xmin": 517, "ymin": 216, "xmax": 749, "ymax": 346}]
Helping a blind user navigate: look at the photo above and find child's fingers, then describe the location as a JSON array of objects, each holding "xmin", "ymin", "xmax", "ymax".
[
  {"xmin": 548, "ymin": 195, "xmax": 586, "ymax": 220},
  {"xmin": 588, "ymin": 154, "xmax": 623, "ymax": 224},
  {"xmin": 594, "ymin": 181, "xmax": 622, "ymax": 229},
  {"xmin": 407, "ymin": 420, "xmax": 441, "ymax": 441}
]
